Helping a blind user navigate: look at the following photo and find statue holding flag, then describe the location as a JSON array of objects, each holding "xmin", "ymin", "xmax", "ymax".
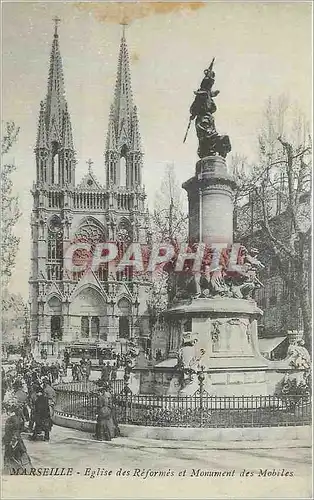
[{"xmin": 184, "ymin": 58, "xmax": 231, "ymax": 159}]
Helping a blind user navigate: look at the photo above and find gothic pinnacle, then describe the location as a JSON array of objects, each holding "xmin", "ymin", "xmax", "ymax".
[
  {"xmin": 35, "ymin": 100, "xmax": 48, "ymax": 149},
  {"xmin": 53, "ymin": 16, "xmax": 61, "ymax": 37}
]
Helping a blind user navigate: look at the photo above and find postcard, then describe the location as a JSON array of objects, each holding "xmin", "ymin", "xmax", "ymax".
[{"xmin": 1, "ymin": 1, "xmax": 312, "ymax": 499}]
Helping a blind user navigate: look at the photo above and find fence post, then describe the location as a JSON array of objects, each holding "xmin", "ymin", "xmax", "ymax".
[
  {"xmin": 123, "ymin": 368, "xmax": 132, "ymax": 423},
  {"xmin": 198, "ymin": 369, "xmax": 205, "ymax": 427}
]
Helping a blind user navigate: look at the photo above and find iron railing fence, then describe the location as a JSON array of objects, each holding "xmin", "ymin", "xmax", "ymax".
[
  {"xmin": 54, "ymin": 384, "xmax": 311, "ymax": 428},
  {"xmin": 54, "ymin": 379, "xmax": 124, "ymax": 395}
]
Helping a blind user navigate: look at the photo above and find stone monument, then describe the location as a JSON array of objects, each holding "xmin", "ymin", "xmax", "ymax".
[
  {"xmin": 132, "ymin": 59, "xmax": 309, "ymax": 399},
  {"xmin": 165, "ymin": 59, "xmax": 269, "ymax": 396}
]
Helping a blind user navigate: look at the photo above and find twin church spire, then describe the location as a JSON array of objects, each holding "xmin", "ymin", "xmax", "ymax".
[
  {"xmin": 105, "ymin": 27, "xmax": 143, "ymax": 187},
  {"xmin": 35, "ymin": 20, "xmax": 143, "ymax": 189},
  {"xmin": 35, "ymin": 18, "xmax": 75, "ymax": 186}
]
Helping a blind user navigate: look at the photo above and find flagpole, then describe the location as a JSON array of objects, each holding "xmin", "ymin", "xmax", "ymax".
[{"xmin": 199, "ymin": 162, "xmax": 203, "ymax": 243}]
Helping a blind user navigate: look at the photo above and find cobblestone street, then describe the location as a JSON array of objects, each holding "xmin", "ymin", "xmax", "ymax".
[{"xmin": 2, "ymin": 423, "xmax": 312, "ymax": 499}]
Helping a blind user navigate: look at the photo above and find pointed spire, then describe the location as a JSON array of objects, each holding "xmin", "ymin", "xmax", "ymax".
[
  {"xmin": 131, "ymin": 105, "xmax": 142, "ymax": 151},
  {"xmin": 106, "ymin": 105, "xmax": 117, "ymax": 150},
  {"xmin": 35, "ymin": 20, "xmax": 75, "ymax": 186},
  {"xmin": 113, "ymin": 25, "xmax": 133, "ymax": 145},
  {"xmin": 46, "ymin": 17, "xmax": 67, "ymax": 141},
  {"xmin": 36, "ymin": 101, "xmax": 48, "ymax": 149},
  {"xmin": 63, "ymin": 103, "xmax": 74, "ymax": 149},
  {"xmin": 105, "ymin": 26, "xmax": 144, "ymax": 188}
]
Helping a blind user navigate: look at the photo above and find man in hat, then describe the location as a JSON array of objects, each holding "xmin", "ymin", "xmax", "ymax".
[
  {"xmin": 42, "ymin": 377, "xmax": 56, "ymax": 419},
  {"xmin": 100, "ymin": 361, "xmax": 111, "ymax": 385},
  {"xmin": 31, "ymin": 387, "xmax": 52, "ymax": 441},
  {"xmin": 94, "ymin": 384, "xmax": 116, "ymax": 441},
  {"xmin": 63, "ymin": 348, "xmax": 70, "ymax": 371}
]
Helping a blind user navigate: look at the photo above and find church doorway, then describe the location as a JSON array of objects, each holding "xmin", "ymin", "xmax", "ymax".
[
  {"xmin": 80, "ymin": 316, "xmax": 100, "ymax": 338},
  {"xmin": 119, "ymin": 316, "xmax": 130, "ymax": 339},
  {"xmin": 70, "ymin": 287, "xmax": 106, "ymax": 341},
  {"xmin": 81, "ymin": 316, "xmax": 89, "ymax": 338},
  {"xmin": 118, "ymin": 298, "xmax": 131, "ymax": 339},
  {"xmin": 51, "ymin": 315, "xmax": 62, "ymax": 341},
  {"xmin": 91, "ymin": 317, "xmax": 100, "ymax": 338}
]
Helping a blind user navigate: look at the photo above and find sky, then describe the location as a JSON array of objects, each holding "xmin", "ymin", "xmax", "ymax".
[{"xmin": 2, "ymin": 1, "xmax": 312, "ymax": 299}]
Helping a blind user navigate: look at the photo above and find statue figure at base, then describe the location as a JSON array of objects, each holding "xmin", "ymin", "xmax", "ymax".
[
  {"xmin": 125, "ymin": 340, "xmax": 140, "ymax": 369},
  {"xmin": 200, "ymin": 265, "xmax": 231, "ymax": 298},
  {"xmin": 177, "ymin": 332, "xmax": 206, "ymax": 390},
  {"xmin": 286, "ymin": 337, "xmax": 310, "ymax": 370}
]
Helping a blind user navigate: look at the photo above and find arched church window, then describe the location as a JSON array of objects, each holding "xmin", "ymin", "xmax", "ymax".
[
  {"xmin": 91, "ymin": 317, "xmax": 100, "ymax": 338},
  {"xmin": 47, "ymin": 216, "xmax": 63, "ymax": 281},
  {"xmin": 75, "ymin": 219, "xmax": 107, "ymax": 282},
  {"xmin": 119, "ymin": 317, "xmax": 130, "ymax": 339},
  {"xmin": 75, "ymin": 218, "xmax": 106, "ymax": 245},
  {"xmin": 118, "ymin": 298, "xmax": 131, "ymax": 339},
  {"xmin": 116, "ymin": 219, "xmax": 133, "ymax": 283},
  {"xmin": 81, "ymin": 316, "xmax": 89, "ymax": 338},
  {"xmin": 48, "ymin": 232, "xmax": 63, "ymax": 260},
  {"xmin": 51, "ymin": 315, "xmax": 62, "ymax": 341},
  {"xmin": 51, "ymin": 141, "xmax": 60, "ymax": 185},
  {"xmin": 117, "ymin": 219, "xmax": 132, "ymax": 243},
  {"xmin": 120, "ymin": 157, "xmax": 126, "ymax": 186}
]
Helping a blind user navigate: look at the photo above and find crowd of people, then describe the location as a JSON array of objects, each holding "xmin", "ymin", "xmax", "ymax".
[
  {"xmin": 2, "ymin": 354, "xmax": 58, "ymax": 473},
  {"xmin": 1, "ymin": 351, "xmax": 122, "ymax": 473}
]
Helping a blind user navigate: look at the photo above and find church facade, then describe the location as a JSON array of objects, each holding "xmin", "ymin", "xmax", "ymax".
[{"xmin": 29, "ymin": 24, "xmax": 152, "ymax": 356}]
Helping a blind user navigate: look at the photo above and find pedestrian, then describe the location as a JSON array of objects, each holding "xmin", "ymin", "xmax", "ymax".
[
  {"xmin": 63, "ymin": 349, "xmax": 70, "ymax": 371},
  {"xmin": 101, "ymin": 362, "xmax": 112, "ymax": 384},
  {"xmin": 31, "ymin": 388, "xmax": 52, "ymax": 441},
  {"xmin": 13, "ymin": 379, "xmax": 29, "ymax": 430},
  {"xmin": 2, "ymin": 401, "xmax": 32, "ymax": 474},
  {"xmin": 98, "ymin": 349, "xmax": 104, "ymax": 367},
  {"xmin": 2, "ymin": 367, "xmax": 7, "ymax": 402},
  {"xmin": 28, "ymin": 383, "xmax": 39, "ymax": 432},
  {"xmin": 110, "ymin": 363, "xmax": 117, "ymax": 382},
  {"xmin": 54, "ymin": 361, "xmax": 62, "ymax": 383},
  {"xmin": 42, "ymin": 377, "xmax": 56, "ymax": 418},
  {"xmin": 94, "ymin": 384, "xmax": 116, "ymax": 441}
]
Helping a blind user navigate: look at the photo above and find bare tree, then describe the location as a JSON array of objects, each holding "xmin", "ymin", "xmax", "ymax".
[
  {"xmin": 152, "ymin": 163, "xmax": 188, "ymax": 244},
  {"xmin": 148, "ymin": 163, "xmax": 188, "ymax": 322},
  {"xmin": 1, "ymin": 121, "xmax": 21, "ymax": 304},
  {"xmin": 234, "ymin": 97, "xmax": 311, "ymax": 348}
]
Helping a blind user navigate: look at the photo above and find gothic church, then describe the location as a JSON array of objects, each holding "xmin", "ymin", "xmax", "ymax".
[{"xmin": 29, "ymin": 23, "xmax": 152, "ymax": 356}]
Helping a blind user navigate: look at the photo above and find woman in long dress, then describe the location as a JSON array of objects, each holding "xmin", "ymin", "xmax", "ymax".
[
  {"xmin": 95, "ymin": 385, "xmax": 117, "ymax": 441},
  {"xmin": 2, "ymin": 403, "xmax": 32, "ymax": 474}
]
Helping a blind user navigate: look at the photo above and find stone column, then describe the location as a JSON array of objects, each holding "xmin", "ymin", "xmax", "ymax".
[
  {"xmin": 38, "ymin": 302, "xmax": 47, "ymax": 342},
  {"xmin": 107, "ymin": 303, "xmax": 118, "ymax": 342},
  {"xmin": 183, "ymin": 156, "xmax": 236, "ymax": 245},
  {"xmin": 62, "ymin": 302, "xmax": 72, "ymax": 342}
]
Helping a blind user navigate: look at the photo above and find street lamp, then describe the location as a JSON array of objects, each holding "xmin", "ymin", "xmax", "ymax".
[{"xmin": 23, "ymin": 304, "xmax": 31, "ymax": 355}]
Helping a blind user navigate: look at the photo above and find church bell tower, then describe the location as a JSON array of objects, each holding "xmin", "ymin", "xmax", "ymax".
[{"xmin": 29, "ymin": 21, "xmax": 152, "ymax": 357}]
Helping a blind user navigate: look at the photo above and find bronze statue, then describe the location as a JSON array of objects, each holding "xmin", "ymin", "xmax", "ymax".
[{"xmin": 184, "ymin": 58, "xmax": 231, "ymax": 159}]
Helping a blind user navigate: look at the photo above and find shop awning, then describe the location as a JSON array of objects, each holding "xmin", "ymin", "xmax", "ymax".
[{"xmin": 259, "ymin": 336, "xmax": 287, "ymax": 355}]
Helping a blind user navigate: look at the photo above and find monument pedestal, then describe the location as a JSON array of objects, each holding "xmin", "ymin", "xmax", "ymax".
[
  {"xmin": 139, "ymin": 155, "xmax": 304, "ymax": 398},
  {"xmin": 166, "ymin": 297, "xmax": 268, "ymax": 396},
  {"xmin": 183, "ymin": 156, "xmax": 236, "ymax": 244}
]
